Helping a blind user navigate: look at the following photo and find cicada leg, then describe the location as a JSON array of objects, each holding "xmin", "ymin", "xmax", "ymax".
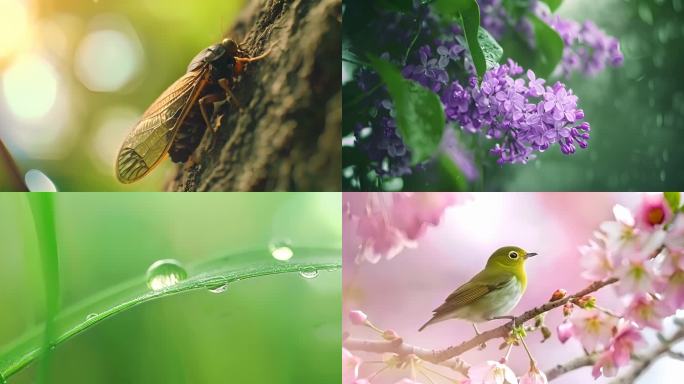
[
  {"xmin": 218, "ymin": 78, "xmax": 242, "ymax": 110},
  {"xmin": 198, "ymin": 93, "xmax": 225, "ymax": 133}
]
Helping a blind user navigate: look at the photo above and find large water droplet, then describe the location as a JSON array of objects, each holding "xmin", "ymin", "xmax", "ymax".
[
  {"xmin": 269, "ymin": 240, "xmax": 294, "ymax": 261},
  {"xmin": 208, "ymin": 283, "xmax": 228, "ymax": 294},
  {"xmin": 146, "ymin": 259, "xmax": 187, "ymax": 291},
  {"xmin": 299, "ymin": 268, "xmax": 319, "ymax": 279},
  {"xmin": 86, "ymin": 313, "xmax": 97, "ymax": 321}
]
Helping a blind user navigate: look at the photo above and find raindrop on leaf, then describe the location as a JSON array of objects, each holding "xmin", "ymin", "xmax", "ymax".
[
  {"xmin": 146, "ymin": 259, "xmax": 187, "ymax": 291},
  {"xmin": 269, "ymin": 240, "xmax": 294, "ymax": 261},
  {"xmin": 299, "ymin": 268, "xmax": 319, "ymax": 279},
  {"xmin": 208, "ymin": 284, "xmax": 228, "ymax": 294}
]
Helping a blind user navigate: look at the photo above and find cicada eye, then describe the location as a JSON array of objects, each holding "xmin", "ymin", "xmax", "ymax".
[{"xmin": 508, "ymin": 251, "xmax": 519, "ymax": 259}]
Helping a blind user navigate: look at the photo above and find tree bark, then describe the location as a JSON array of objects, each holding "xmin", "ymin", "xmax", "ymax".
[{"xmin": 167, "ymin": 0, "xmax": 341, "ymax": 191}]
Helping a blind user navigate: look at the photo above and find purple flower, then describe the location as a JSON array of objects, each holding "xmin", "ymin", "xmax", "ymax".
[{"xmin": 402, "ymin": 45, "xmax": 449, "ymax": 92}]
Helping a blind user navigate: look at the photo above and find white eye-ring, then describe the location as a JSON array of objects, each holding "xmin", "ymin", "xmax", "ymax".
[{"xmin": 508, "ymin": 251, "xmax": 519, "ymax": 259}]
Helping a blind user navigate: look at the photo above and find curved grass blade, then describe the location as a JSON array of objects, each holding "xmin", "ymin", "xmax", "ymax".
[
  {"xmin": 25, "ymin": 194, "xmax": 60, "ymax": 384},
  {"xmin": 0, "ymin": 247, "xmax": 340, "ymax": 380}
]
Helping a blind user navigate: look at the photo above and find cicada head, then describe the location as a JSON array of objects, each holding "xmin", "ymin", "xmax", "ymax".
[{"xmin": 221, "ymin": 38, "xmax": 239, "ymax": 57}]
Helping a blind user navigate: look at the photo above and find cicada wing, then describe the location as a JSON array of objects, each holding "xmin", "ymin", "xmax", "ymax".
[{"xmin": 116, "ymin": 70, "xmax": 206, "ymax": 183}]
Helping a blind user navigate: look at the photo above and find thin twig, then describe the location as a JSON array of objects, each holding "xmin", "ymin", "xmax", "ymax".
[
  {"xmin": 0, "ymin": 137, "xmax": 28, "ymax": 191},
  {"xmin": 545, "ymin": 354, "xmax": 598, "ymax": 381},
  {"xmin": 344, "ymin": 278, "xmax": 618, "ymax": 365}
]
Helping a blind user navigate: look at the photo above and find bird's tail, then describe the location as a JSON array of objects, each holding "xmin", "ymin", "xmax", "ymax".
[{"xmin": 418, "ymin": 316, "xmax": 438, "ymax": 332}]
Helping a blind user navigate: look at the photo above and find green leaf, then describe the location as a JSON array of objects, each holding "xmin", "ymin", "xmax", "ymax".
[
  {"xmin": 434, "ymin": 0, "xmax": 503, "ymax": 79},
  {"xmin": 368, "ymin": 56, "xmax": 445, "ymax": 164},
  {"xmin": 0, "ymin": 247, "xmax": 340, "ymax": 380},
  {"xmin": 664, "ymin": 192, "xmax": 681, "ymax": 212},
  {"xmin": 25, "ymin": 194, "xmax": 60, "ymax": 383},
  {"xmin": 478, "ymin": 28, "xmax": 504, "ymax": 72},
  {"xmin": 540, "ymin": 0, "xmax": 563, "ymax": 11},
  {"xmin": 530, "ymin": 15, "xmax": 564, "ymax": 78}
]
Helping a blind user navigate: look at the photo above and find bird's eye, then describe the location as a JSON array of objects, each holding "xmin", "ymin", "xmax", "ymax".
[{"xmin": 508, "ymin": 251, "xmax": 519, "ymax": 259}]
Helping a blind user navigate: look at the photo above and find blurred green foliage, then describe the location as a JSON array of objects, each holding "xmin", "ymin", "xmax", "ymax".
[{"xmin": 0, "ymin": 193, "xmax": 341, "ymax": 383}]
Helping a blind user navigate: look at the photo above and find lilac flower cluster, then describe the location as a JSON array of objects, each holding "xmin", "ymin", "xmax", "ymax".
[
  {"xmin": 442, "ymin": 60, "xmax": 590, "ymax": 163},
  {"xmin": 536, "ymin": 4, "xmax": 624, "ymax": 76}
]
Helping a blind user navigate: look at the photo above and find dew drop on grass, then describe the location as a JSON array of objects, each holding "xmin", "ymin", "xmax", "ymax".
[
  {"xmin": 269, "ymin": 240, "xmax": 294, "ymax": 261},
  {"xmin": 299, "ymin": 268, "xmax": 319, "ymax": 279},
  {"xmin": 208, "ymin": 284, "xmax": 228, "ymax": 294},
  {"xmin": 146, "ymin": 259, "xmax": 187, "ymax": 291},
  {"xmin": 86, "ymin": 313, "xmax": 97, "ymax": 321}
]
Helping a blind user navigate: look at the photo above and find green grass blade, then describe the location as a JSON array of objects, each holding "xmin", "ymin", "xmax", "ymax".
[
  {"xmin": 0, "ymin": 247, "xmax": 340, "ymax": 380},
  {"xmin": 25, "ymin": 193, "xmax": 60, "ymax": 384}
]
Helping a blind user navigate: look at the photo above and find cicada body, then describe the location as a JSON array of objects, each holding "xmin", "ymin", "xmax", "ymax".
[{"xmin": 115, "ymin": 38, "xmax": 266, "ymax": 184}]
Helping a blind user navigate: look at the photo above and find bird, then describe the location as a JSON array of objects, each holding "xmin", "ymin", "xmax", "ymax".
[{"xmin": 418, "ymin": 246, "xmax": 537, "ymax": 334}]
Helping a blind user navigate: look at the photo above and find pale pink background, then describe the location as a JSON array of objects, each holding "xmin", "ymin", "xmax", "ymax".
[{"xmin": 343, "ymin": 193, "xmax": 683, "ymax": 384}]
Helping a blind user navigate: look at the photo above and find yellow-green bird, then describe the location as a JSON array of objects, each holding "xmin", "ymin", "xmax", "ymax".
[{"xmin": 419, "ymin": 246, "xmax": 537, "ymax": 332}]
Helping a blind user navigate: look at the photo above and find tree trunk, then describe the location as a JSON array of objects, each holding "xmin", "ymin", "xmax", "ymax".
[{"xmin": 166, "ymin": 0, "xmax": 341, "ymax": 191}]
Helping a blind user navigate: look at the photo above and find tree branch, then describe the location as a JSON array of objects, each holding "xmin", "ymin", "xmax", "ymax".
[
  {"xmin": 545, "ymin": 354, "xmax": 598, "ymax": 381},
  {"xmin": 607, "ymin": 326, "xmax": 684, "ymax": 384},
  {"xmin": 344, "ymin": 278, "xmax": 618, "ymax": 364}
]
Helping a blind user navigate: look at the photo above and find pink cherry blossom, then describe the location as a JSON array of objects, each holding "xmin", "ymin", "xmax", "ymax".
[
  {"xmin": 598, "ymin": 204, "xmax": 637, "ymax": 253},
  {"xmin": 569, "ymin": 309, "xmax": 616, "ymax": 352},
  {"xmin": 656, "ymin": 269, "xmax": 684, "ymax": 312},
  {"xmin": 623, "ymin": 293, "xmax": 667, "ymax": 329},
  {"xmin": 391, "ymin": 193, "xmax": 463, "ymax": 240},
  {"xmin": 592, "ymin": 322, "xmax": 645, "ymax": 379},
  {"xmin": 356, "ymin": 209, "xmax": 411, "ymax": 263},
  {"xmin": 665, "ymin": 215, "xmax": 684, "ymax": 253},
  {"xmin": 518, "ymin": 364, "xmax": 548, "ymax": 384},
  {"xmin": 636, "ymin": 193, "xmax": 673, "ymax": 230},
  {"xmin": 660, "ymin": 250, "xmax": 684, "ymax": 277},
  {"xmin": 579, "ymin": 239, "xmax": 614, "ymax": 281},
  {"xmin": 343, "ymin": 348, "xmax": 363, "ymax": 384},
  {"xmin": 394, "ymin": 379, "xmax": 424, "ymax": 384},
  {"xmin": 349, "ymin": 310, "xmax": 368, "ymax": 326},
  {"xmin": 556, "ymin": 320, "xmax": 574, "ymax": 343},
  {"xmin": 468, "ymin": 361, "xmax": 518, "ymax": 384},
  {"xmin": 614, "ymin": 258, "xmax": 657, "ymax": 295}
]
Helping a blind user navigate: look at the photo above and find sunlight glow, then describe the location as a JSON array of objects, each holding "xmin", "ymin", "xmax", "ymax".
[
  {"xmin": 2, "ymin": 53, "xmax": 58, "ymax": 121},
  {"xmin": 0, "ymin": 0, "xmax": 32, "ymax": 60}
]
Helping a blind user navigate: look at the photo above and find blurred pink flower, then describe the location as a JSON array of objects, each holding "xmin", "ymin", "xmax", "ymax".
[
  {"xmin": 592, "ymin": 322, "xmax": 645, "ymax": 379},
  {"xmin": 579, "ymin": 239, "xmax": 614, "ymax": 281},
  {"xmin": 518, "ymin": 364, "xmax": 548, "ymax": 384},
  {"xmin": 660, "ymin": 250, "xmax": 684, "ymax": 277},
  {"xmin": 394, "ymin": 379, "xmax": 424, "ymax": 384},
  {"xmin": 349, "ymin": 310, "xmax": 368, "ymax": 326},
  {"xmin": 636, "ymin": 193, "xmax": 673, "ymax": 230},
  {"xmin": 468, "ymin": 361, "xmax": 518, "ymax": 384},
  {"xmin": 352, "ymin": 193, "xmax": 464, "ymax": 263},
  {"xmin": 569, "ymin": 310, "xmax": 616, "ymax": 352},
  {"xmin": 656, "ymin": 269, "xmax": 684, "ymax": 312},
  {"xmin": 343, "ymin": 348, "xmax": 363, "ymax": 384},
  {"xmin": 665, "ymin": 215, "xmax": 684, "ymax": 253},
  {"xmin": 391, "ymin": 193, "xmax": 463, "ymax": 240},
  {"xmin": 623, "ymin": 293, "xmax": 667, "ymax": 329},
  {"xmin": 614, "ymin": 258, "xmax": 657, "ymax": 295},
  {"xmin": 356, "ymin": 208, "xmax": 410, "ymax": 263},
  {"xmin": 556, "ymin": 320, "xmax": 574, "ymax": 343}
]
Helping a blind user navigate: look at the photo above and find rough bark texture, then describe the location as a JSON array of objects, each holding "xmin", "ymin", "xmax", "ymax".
[{"xmin": 167, "ymin": 0, "xmax": 341, "ymax": 191}]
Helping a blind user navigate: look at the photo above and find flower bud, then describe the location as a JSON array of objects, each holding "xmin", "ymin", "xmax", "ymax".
[
  {"xmin": 576, "ymin": 295, "xmax": 596, "ymax": 309},
  {"xmin": 382, "ymin": 329, "xmax": 399, "ymax": 340},
  {"xmin": 349, "ymin": 310, "xmax": 368, "ymax": 325},
  {"xmin": 549, "ymin": 289, "xmax": 567, "ymax": 302},
  {"xmin": 541, "ymin": 326, "xmax": 552, "ymax": 342},
  {"xmin": 563, "ymin": 303, "xmax": 574, "ymax": 317}
]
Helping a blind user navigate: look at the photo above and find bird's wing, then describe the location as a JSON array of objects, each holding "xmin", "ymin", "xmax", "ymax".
[{"xmin": 430, "ymin": 269, "xmax": 515, "ymax": 317}]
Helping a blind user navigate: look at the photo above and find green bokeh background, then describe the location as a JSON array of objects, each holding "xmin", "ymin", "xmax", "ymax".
[{"xmin": 0, "ymin": 192, "xmax": 341, "ymax": 383}]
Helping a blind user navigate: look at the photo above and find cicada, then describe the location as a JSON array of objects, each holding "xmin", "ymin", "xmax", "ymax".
[{"xmin": 115, "ymin": 38, "xmax": 270, "ymax": 183}]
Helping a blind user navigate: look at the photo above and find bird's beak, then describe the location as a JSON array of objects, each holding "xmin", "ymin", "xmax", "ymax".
[{"xmin": 525, "ymin": 252, "xmax": 538, "ymax": 259}]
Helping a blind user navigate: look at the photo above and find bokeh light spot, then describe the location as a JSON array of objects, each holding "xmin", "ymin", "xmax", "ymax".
[
  {"xmin": 2, "ymin": 53, "xmax": 58, "ymax": 121},
  {"xmin": 25, "ymin": 169, "xmax": 58, "ymax": 191},
  {"xmin": 74, "ymin": 27, "xmax": 142, "ymax": 92},
  {"xmin": 0, "ymin": 0, "xmax": 31, "ymax": 59}
]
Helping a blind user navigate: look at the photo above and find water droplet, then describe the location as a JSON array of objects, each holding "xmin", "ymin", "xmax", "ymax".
[
  {"xmin": 660, "ymin": 170, "xmax": 666, "ymax": 181},
  {"xmin": 299, "ymin": 268, "xmax": 319, "ymax": 279},
  {"xmin": 269, "ymin": 240, "xmax": 294, "ymax": 261},
  {"xmin": 208, "ymin": 283, "xmax": 228, "ymax": 294},
  {"xmin": 638, "ymin": 3, "xmax": 653, "ymax": 25},
  {"xmin": 86, "ymin": 313, "xmax": 97, "ymax": 321},
  {"xmin": 146, "ymin": 259, "xmax": 187, "ymax": 291}
]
